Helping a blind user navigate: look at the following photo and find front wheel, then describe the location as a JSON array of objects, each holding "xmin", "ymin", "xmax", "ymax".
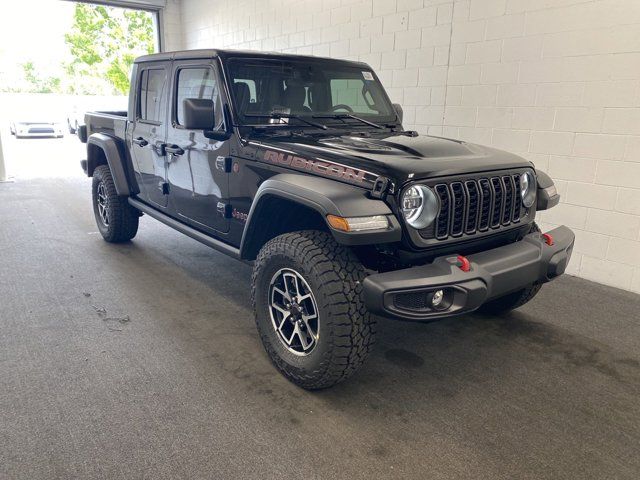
[
  {"xmin": 251, "ymin": 231, "xmax": 376, "ymax": 389},
  {"xmin": 92, "ymin": 165, "xmax": 139, "ymax": 243}
]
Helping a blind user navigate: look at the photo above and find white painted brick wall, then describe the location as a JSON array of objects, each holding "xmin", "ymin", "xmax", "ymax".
[
  {"xmin": 171, "ymin": 0, "xmax": 640, "ymax": 294},
  {"xmin": 162, "ymin": 0, "xmax": 183, "ymax": 52}
]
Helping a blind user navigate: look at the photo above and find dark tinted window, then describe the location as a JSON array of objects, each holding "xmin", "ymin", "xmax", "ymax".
[
  {"xmin": 139, "ymin": 68, "xmax": 166, "ymax": 123},
  {"xmin": 176, "ymin": 67, "xmax": 223, "ymax": 128},
  {"xmin": 226, "ymin": 58, "xmax": 395, "ymax": 124}
]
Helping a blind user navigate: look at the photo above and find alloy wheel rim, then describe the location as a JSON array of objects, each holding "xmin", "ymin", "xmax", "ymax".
[
  {"xmin": 268, "ymin": 268, "xmax": 320, "ymax": 356},
  {"xmin": 96, "ymin": 182, "xmax": 109, "ymax": 226}
]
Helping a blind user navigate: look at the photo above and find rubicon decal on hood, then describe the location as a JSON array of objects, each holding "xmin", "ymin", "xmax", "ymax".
[{"xmin": 262, "ymin": 149, "xmax": 375, "ymax": 186}]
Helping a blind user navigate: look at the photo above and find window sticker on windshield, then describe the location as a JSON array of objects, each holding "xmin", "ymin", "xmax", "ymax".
[
  {"xmin": 362, "ymin": 71, "xmax": 374, "ymax": 81},
  {"xmin": 270, "ymin": 106, "xmax": 291, "ymax": 124}
]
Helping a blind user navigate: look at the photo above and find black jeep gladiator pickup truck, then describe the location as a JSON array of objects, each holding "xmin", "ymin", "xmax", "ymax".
[{"xmin": 80, "ymin": 49, "xmax": 574, "ymax": 389}]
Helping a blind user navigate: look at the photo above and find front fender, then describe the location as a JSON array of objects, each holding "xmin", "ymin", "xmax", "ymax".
[
  {"xmin": 536, "ymin": 170, "xmax": 560, "ymax": 210},
  {"xmin": 86, "ymin": 133, "xmax": 132, "ymax": 196},
  {"xmin": 240, "ymin": 174, "xmax": 402, "ymax": 257}
]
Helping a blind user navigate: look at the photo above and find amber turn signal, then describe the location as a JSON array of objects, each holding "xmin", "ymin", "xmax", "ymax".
[
  {"xmin": 326, "ymin": 214, "xmax": 390, "ymax": 232},
  {"xmin": 327, "ymin": 214, "xmax": 351, "ymax": 232}
]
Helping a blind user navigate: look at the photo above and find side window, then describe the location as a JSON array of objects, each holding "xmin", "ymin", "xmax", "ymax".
[
  {"xmin": 139, "ymin": 68, "xmax": 166, "ymax": 123},
  {"xmin": 176, "ymin": 67, "xmax": 223, "ymax": 129}
]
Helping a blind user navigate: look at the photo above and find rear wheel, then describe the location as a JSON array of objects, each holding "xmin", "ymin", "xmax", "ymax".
[
  {"xmin": 92, "ymin": 165, "xmax": 139, "ymax": 243},
  {"xmin": 252, "ymin": 230, "xmax": 376, "ymax": 389},
  {"xmin": 477, "ymin": 223, "xmax": 542, "ymax": 315}
]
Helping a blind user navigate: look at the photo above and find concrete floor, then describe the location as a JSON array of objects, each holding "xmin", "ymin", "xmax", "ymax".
[{"xmin": 1, "ymin": 137, "xmax": 640, "ymax": 479}]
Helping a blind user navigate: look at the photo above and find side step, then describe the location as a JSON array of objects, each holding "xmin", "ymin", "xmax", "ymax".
[{"xmin": 128, "ymin": 198, "xmax": 242, "ymax": 261}]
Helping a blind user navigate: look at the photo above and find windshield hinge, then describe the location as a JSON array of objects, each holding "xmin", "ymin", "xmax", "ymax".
[
  {"xmin": 216, "ymin": 156, "xmax": 232, "ymax": 172},
  {"xmin": 371, "ymin": 176, "xmax": 390, "ymax": 199}
]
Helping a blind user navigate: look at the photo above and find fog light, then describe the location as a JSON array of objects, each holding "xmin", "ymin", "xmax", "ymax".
[{"xmin": 431, "ymin": 289, "xmax": 444, "ymax": 307}]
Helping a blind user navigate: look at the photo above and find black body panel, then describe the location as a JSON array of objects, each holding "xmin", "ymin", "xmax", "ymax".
[{"xmin": 81, "ymin": 48, "xmax": 571, "ymax": 306}]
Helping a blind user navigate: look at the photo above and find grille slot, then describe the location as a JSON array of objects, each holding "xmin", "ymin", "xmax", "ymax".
[
  {"xmin": 419, "ymin": 171, "xmax": 528, "ymax": 241},
  {"xmin": 478, "ymin": 179, "xmax": 492, "ymax": 231},
  {"xmin": 502, "ymin": 176, "xmax": 514, "ymax": 225},
  {"xmin": 464, "ymin": 181, "xmax": 479, "ymax": 234},
  {"xmin": 450, "ymin": 182, "xmax": 466, "ymax": 237},
  {"xmin": 512, "ymin": 174, "xmax": 522, "ymax": 222},
  {"xmin": 434, "ymin": 184, "xmax": 450, "ymax": 240},
  {"xmin": 490, "ymin": 177, "xmax": 504, "ymax": 228}
]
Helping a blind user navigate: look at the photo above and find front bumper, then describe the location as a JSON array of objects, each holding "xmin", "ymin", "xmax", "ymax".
[
  {"xmin": 363, "ymin": 225, "xmax": 575, "ymax": 321},
  {"xmin": 16, "ymin": 132, "xmax": 63, "ymax": 138}
]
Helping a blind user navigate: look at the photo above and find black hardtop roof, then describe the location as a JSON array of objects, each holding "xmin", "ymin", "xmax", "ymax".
[{"xmin": 134, "ymin": 49, "xmax": 369, "ymax": 68}]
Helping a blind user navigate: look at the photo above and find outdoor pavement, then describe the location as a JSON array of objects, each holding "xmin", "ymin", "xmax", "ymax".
[{"xmin": 1, "ymin": 132, "xmax": 639, "ymax": 479}]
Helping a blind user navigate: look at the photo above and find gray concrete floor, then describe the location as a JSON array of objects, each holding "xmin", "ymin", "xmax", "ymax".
[{"xmin": 1, "ymin": 141, "xmax": 640, "ymax": 479}]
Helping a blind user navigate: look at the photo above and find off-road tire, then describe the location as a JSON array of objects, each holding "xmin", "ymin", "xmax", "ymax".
[
  {"xmin": 477, "ymin": 222, "xmax": 542, "ymax": 315},
  {"xmin": 92, "ymin": 165, "xmax": 139, "ymax": 243},
  {"xmin": 252, "ymin": 230, "xmax": 376, "ymax": 389}
]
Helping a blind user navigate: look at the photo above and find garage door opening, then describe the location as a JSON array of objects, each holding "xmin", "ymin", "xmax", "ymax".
[{"xmin": 0, "ymin": 0, "xmax": 160, "ymax": 180}]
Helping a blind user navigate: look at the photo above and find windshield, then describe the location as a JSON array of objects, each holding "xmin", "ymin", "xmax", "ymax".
[{"xmin": 226, "ymin": 57, "xmax": 397, "ymax": 127}]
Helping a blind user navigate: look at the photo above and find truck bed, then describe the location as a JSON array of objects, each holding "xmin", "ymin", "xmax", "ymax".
[{"xmin": 84, "ymin": 111, "xmax": 128, "ymax": 141}]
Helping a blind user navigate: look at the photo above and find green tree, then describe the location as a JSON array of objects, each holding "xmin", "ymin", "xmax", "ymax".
[
  {"xmin": 21, "ymin": 61, "xmax": 62, "ymax": 93},
  {"xmin": 64, "ymin": 4, "xmax": 155, "ymax": 95}
]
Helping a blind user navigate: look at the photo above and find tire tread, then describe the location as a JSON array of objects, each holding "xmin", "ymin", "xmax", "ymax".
[
  {"xmin": 251, "ymin": 230, "xmax": 375, "ymax": 389},
  {"xmin": 93, "ymin": 165, "xmax": 139, "ymax": 243}
]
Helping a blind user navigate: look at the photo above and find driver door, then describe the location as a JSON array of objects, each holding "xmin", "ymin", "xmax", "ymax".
[{"xmin": 165, "ymin": 61, "xmax": 230, "ymax": 234}]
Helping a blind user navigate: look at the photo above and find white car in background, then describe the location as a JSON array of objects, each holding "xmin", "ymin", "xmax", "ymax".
[
  {"xmin": 10, "ymin": 120, "xmax": 64, "ymax": 139},
  {"xmin": 66, "ymin": 98, "xmax": 128, "ymax": 135}
]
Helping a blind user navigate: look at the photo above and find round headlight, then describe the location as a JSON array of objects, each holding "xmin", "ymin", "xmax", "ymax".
[
  {"xmin": 401, "ymin": 185, "xmax": 439, "ymax": 229},
  {"xmin": 520, "ymin": 171, "xmax": 536, "ymax": 208}
]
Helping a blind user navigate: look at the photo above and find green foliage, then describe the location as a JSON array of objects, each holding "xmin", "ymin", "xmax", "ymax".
[
  {"xmin": 21, "ymin": 61, "xmax": 63, "ymax": 93},
  {"xmin": 65, "ymin": 4, "xmax": 155, "ymax": 95}
]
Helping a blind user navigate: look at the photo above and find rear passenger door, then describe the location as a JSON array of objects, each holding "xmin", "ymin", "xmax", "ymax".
[
  {"xmin": 165, "ymin": 61, "xmax": 230, "ymax": 234},
  {"xmin": 129, "ymin": 63, "xmax": 170, "ymax": 208}
]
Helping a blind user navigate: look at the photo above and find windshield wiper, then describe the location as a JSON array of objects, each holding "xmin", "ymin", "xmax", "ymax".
[
  {"xmin": 312, "ymin": 113, "xmax": 384, "ymax": 130},
  {"xmin": 243, "ymin": 113, "xmax": 328, "ymax": 130}
]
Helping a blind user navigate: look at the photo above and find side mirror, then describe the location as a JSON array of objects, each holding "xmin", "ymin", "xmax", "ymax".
[
  {"xmin": 392, "ymin": 103, "xmax": 403, "ymax": 124},
  {"xmin": 183, "ymin": 98, "xmax": 215, "ymax": 130}
]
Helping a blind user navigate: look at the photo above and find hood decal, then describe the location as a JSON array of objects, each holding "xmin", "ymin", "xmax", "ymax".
[
  {"xmin": 250, "ymin": 133, "xmax": 531, "ymax": 187},
  {"xmin": 261, "ymin": 149, "xmax": 378, "ymax": 187}
]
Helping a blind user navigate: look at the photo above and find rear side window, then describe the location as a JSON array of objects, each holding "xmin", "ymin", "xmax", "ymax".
[
  {"xmin": 175, "ymin": 67, "xmax": 223, "ymax": 128},
  {"xmin": 139, "ymin": 68, "xmax": 166, "ymax": 123}
]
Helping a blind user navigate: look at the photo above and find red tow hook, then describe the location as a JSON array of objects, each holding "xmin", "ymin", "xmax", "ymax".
[
  {"xmin": 456, "ymin": 255, "xmax": 471, "ymax": 272},
  {"xmin": 542, "ymin": 233, "xmax": 554, "ymax": 246}
]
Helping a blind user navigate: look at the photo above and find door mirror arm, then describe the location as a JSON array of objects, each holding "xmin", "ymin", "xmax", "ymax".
[
  {"xmin": 203, "ymin": 103, "xmax": 233, "ymax": 141},
  {"xmin": 203, "ymin": 130, "xmax": 231, "ymax": 141}
]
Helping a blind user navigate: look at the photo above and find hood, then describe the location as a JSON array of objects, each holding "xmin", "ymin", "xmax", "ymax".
[{"xmin": 251, "ymin": 132, "xmax": 532, "ymax": 190}]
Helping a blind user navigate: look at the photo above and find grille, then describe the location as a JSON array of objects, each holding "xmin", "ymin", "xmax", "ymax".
[
  {"xmin": 394, "ymin": 291, "xmax": 431, "ymax": 311},
  {"xmin": 422, "ymin": 172, "xmax": 528, "ymax": 241}
]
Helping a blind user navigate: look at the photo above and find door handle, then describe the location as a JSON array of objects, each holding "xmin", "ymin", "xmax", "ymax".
[
  {"xmin": 165, "ymin": 145, "xmax": 184, "ymax": 156},
  {"xmin": 133, "ymin": 137, "xmax": 148, "ymax": 147}
]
